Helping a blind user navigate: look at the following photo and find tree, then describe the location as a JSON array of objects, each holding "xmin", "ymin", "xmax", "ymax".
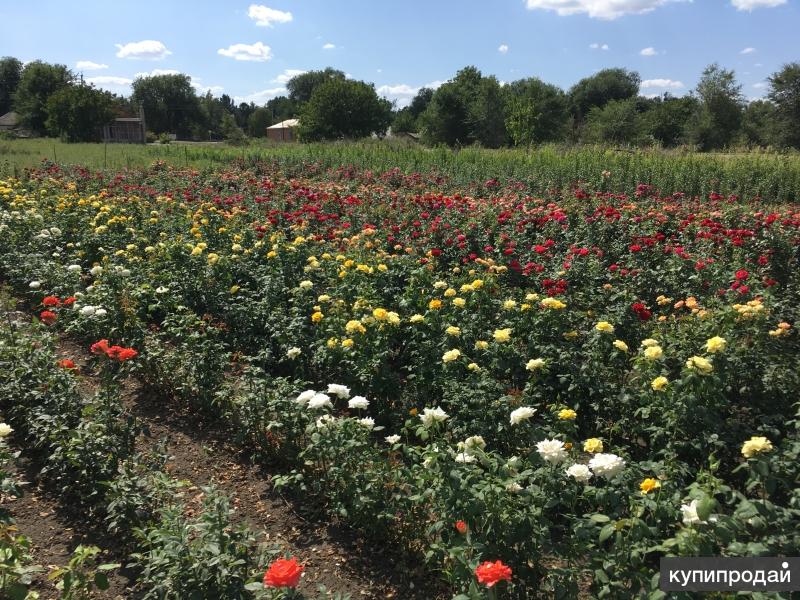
[
  {"xmin": 14, "ymin": 61, "xmax": 72, "ymax": 135},
  {"xmin": 686, "ymin": 63, "xmax": 744, "ymax": 150},
  {"xmin": 503, "ymin": 78, "xmax": 569, "ymax": 146},
  {"xmin": 287, "ymin": 68, "xmax": 346, "ymax": 104},
  {"xmin": 220, "ymin": 111, "xmax": 245, "ymax": 144},
  {"xmin": 392, "ymin": 108, "xmax": 417, "ymax": 133},
  {"xmin": 569, "ymin": 68, "xmax": 641, "ymax": 122},
  {"xmin": 767, "ymin": 62, "xmax": 800, "ymax": 148},
  {"xmin": 741, "ymin": 100, "xmax": 778, "ymax": 147},
  {"xmin": 0, "ymin": 56, "xmax": 23, "ymax": 115},
  {"xmin": 45, "ymin": 84, "xmax": 115, "ymax": 142},
  {"xmin": 641, "ymin": 94, "xmax": 699, "ymax": 147},
  {"xmin": 264, "ymin": 96, "xmax": 297, "ymax": 122},
  {"xmin": 585, "ymin": 98, "xmax": 643, "ymax": 145},
  {"xmin": 297, "ymin": 78, "xmax": 392, "ymax": 141},
  {"xmin": 235, "ymin": 102, "xmax": 256, "ymax": 129},
  {"xmin": 420, "ymin": 66, "xmax": 483, "ymax": 146},
  {"xmin": 131, "ymin": 73, "xmax": 203, "ymax": 139},
  {"xmin": 408, "ymin": 87, "xmax": 434, "ymax": 120},
  {"xmin": 468, "ymin": 76, "xmax": 507, "ymax": 148},
  {"xmin": 247, "ymin": 107, "xmax": 272, "ymax": 137}
]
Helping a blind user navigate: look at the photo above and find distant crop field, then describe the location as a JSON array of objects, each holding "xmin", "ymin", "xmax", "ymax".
[{"xmin": 3, "ymin": 138, "xmax": 800, "ymax": 201}]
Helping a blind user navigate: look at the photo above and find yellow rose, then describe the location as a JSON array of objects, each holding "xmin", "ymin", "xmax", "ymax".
[
  {"xmin": 373, "ymin": 308, "xmax": 389, "ymax": 321},
  {"xmin": 475, "ymin": 340, "xmax": 489, "ymax": 350},
  {"xmin": 444, "ymin": 288, "xmax": 456, "ymax": 297},
  {"xmin": 644, "ymin": 346, "xmax": 663, "ymax": 360},
  {"xmin": 503, "ymin": 300, "xmax": 517, "ymax": 310},
  {"xmin": 558, "ymin": 408, "xmax": 577, "ymax": 420},
  {"xmin": 311, "ymin": 311, "xmax": 324, "ymax": 323},
  {"xmin": 583, "ymin": 438, "xmax": 603, "ymax": 453},
  {"xmin": 526, "ymin": 358, "xmax": 545, "ymax": 371},
  {"xmin": 639, "ymin": 478, "xmax": 661, "ymax": 494},
  {"xmin": 341, "ymin": 338, "xmax": 354, "ymax": 348},
  {"xmin": 651, "ymin": 376, "xmax": 669, "ymax": 391},
  {"xmin": 741, "ymin": 436, "xmax": 773, "ymax": 458},
  {"xmin": 494, "ymin": 328, "xmax": 512, "ymax": 343},
  {"xmin": 409, "ymin": 314, "xmax": 425, "ymax": 323},
  {"xmin": 595, "ymin": 321, "xmax": 614, "ymax": 334},
  {"xmin": 345, "ymin": 320, "xmax": 366, "ymax": 335},
  {"xmin": 541, "ymin": 297, "xmax": 566, "ymax": 310},
  {"xmin": 686, "ymin": 355, "xmax": 713, "ymax": 374},
  {"xmin": 429, "ymin": 299, "xmax": 443, "ymax": 310},
  {"xmin": 453, "ymin": 297, "xmax": 466, "ymax": 307},
  {"xmin": 467, "ymin": 363, "xmax": 480, "ymax": 372},
  {"xmin": 442, "ymin": 349, "xmax": 461, "ymax": 363},
  {"xmin": 613, "ymin": 340, "xmax": 629, "ymax": 352},
  {"xmin": 705, "ymin": 336, "xmax": 727, "ymax": 353}
]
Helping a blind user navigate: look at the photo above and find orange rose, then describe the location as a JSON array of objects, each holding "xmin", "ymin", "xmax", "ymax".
[
  {"xmin": 263, "ymin": 557, "xmax": 304, "ymax": 588},
  {"xmin": 475, "ymin": 560, "xmax": 512, "ymax": 587}
]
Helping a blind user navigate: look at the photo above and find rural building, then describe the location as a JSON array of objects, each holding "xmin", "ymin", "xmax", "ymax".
[
  {"xmin": 267, "ymin": 119, "xmax": 299, "ymax": 142},
  {"xmin": 103, "ymin": 107, "xmax": 146, "ymax": 144},
  {"xmin": 0, "ymin": 111, "xmax": 30, "ymax": 137}
]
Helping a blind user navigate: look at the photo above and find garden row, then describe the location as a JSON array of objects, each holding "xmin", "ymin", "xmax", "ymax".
[{"xmin": 1, "ymin": 161, "xmax": 799, "ymax": 598}]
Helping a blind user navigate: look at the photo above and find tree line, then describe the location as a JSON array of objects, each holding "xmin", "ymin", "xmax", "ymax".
[{"xmin": 1, "ymin": 56, "xmax": 799, "ymax": 150}]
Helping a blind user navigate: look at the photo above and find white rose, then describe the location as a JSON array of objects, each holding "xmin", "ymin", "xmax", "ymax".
[
  {"xmin": 420, "ymin": 407, "xmax": 449, "ymax": 427},
  {"xmin": 0, "ymin": 423, "xmax": 13, "ymax": 438},
  {"xmin": 327, "ymin": 384, "xmax": 350, "ymax": 399},
  {"xmin": 566, "ymin": 463, "xmax": 592, "ymax": 483},
  {"xmin": 80, "ymin": 305, "xmax": 96, "ymax": 317},
  {"xmin": 348, "ymin": 396, "xmax": 369, "ymax": 410},
  {"xmin": 385, "ymin": 434, "xmax": 401, "ymax": 444},
  {"xmin": 510, "ymin": 406, "xmax": 536, "ymax": 425},
  {"xmin": 295, "ymin": 390, "xmax": 316, "ymax": 405},
  {"xmin": 358, "ymin": 417, "xmax": 375, "ymax": 429},
  {"xmin": 94, "ymin": 308, "xmax": 108, "ymax": 318},
  {"xmin": 155, "ymin": 286, "xmax": 169, "ymax": 294},
  {"xmin": 299, "ymin": 280, "xmax": 313, "ymax": 289},
  {"xmin": 90, "ymin": 266, "xmax": 103, "ymax": 276},
  {"xmin": 286, "ymin": 347, "xmax": 302, "ymax": 359},
  {"xmin": 454, "ymin": 451, "xmax": 476, "ymax": 463},
  {"xmin": 308, "ymin": 393, "xmax": 332, "ymax": 410},
  {"xmin": 536, "ymin": 439, "xmax": 568, "ymax": 464},
  {"xmin": 29, "ymin": 281, "xmax": 41, "ymax": 290},
  {"xmin": 67, "ymin": 264, "xmax": 82, "ymax": 272},
  {"xmin": 588, "ymin": 453, "xmax": 626, "ymax": 479}
]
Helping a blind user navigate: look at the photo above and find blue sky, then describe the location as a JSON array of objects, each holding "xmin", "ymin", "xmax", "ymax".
[{"xmin": 1, "ymin": 0, "xmax": 797, "ymax": 107}]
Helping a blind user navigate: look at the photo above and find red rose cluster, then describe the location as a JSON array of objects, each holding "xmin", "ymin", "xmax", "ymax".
[{"xmin": 90, "ymin": 339, "xmax": 138, "ymax": 362}]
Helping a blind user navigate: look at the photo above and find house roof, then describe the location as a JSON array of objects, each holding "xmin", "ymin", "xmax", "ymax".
[
  {"xmin": 114, "ymin": 117, "xmax": 142, "ymax": 122},
  {"xmin": 0, "ymin": 112, "xmax": 20, "ymax": 127},
  {"xmin": 267, "ymin": 119, "xmax": 299, "ymax": 129}
]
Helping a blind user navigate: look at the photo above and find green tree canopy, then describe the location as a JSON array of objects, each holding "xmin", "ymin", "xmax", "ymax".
[
  {"xmin": 687, "ymin": 63, "xmax": 745, "ymax": 150},
  {"xmin": 131, "ymin": 73, "xmax": 203, "ymax": 138},
  {"xmin": 767, "ymin": 62, "xmax": 800, "ymax": 148},
  {"xmin": 14, "ymin": 60, "xmax": 73, "ymax": 135},
  {"xmin": 297, "ymin": 78, "xmax": 392, "ymax": 141},
  {"xmin": 569, "ymin": 68, "xmax": 641, "ymax": 121},
  {"xmin": 741, "ymin": 100, "xmax": 778, "ymax": 147},
  {"xmin": 420, "ymin": 66, "xmax": 484, "ymax": 146},
  {"xmin": 287, "ymin": 68, "xmax": 346, "ymax": 104},
  {"xmin": 45, "ymin": 83, "xmax": 115, "ymax": 142},
  {"xmin": 0, "ymin": 56, "xmax": 23, "ymax": 115},
  {"xmin": 641, "ymin": 94, "xmax": 699, "ymax": 147},
  {"xmin": 585, "ymin": 98, "xmax": 643, "ymax": 145},
  {"xmin": 247, "ymin": 107, "xmax": 272, "ymax": 137},
  {"xmin": 503, "ymin": 77, "xmax": 569, "ymax": 146}
]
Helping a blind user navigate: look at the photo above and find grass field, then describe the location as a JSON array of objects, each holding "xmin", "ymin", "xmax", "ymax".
[{"xmin": 3, "ymin": 137, "xmax": 800, "ymax": 201}]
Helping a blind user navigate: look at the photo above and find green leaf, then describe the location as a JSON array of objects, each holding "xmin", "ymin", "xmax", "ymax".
[
  {"xmin": 696, "ymin": 495, "xmax": 716, "ymax": 521},
  {"xmin": 590, "ymin": 514, "xmax": 611, "ymax": 523},
  {"xmin": 599, "ymin": 523, "xmax": 615, "ymax": 543},
  {"xmin": 94, "ymin": 572, "xmax": 110, "ymax": 590}
]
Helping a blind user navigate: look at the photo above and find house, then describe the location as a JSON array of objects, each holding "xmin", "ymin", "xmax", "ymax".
[
  {"xmin": 266, "ymin": 119, "xmax": 299, "ymax": 142},
  {"xmin": 103, "ymin": 106, "xmax": 146, "ymax": 144},
  {"xmin": 0, "ymin": 111, "xmax": 21, "ymax": 132}
]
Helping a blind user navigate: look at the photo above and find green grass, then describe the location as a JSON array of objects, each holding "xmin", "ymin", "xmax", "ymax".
[{"xmin": 2, "ymin": 137, "xmax": 800, "ymax": 201}]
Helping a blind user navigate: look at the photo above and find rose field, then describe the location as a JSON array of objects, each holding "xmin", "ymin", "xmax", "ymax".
[{"xmin": 0, "ymin": 150, "xmax": 799, "ymax": 599}]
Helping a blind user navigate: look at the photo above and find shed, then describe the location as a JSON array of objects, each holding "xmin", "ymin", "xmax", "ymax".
[
  {"xmin": 103, "ymin": 106, "xmax": 146, "ymax": 144},
  {"xmin": 266, "ymin": 118, "xmax": 299, "ymax": 142},
  {"xmin": 0, "ymin": 111, "xmax": 20, "ymax": 131}
]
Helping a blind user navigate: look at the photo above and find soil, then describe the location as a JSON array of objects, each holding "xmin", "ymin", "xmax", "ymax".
[{"xmin": 3, "ymin": 304, "xmax": 442, "ymax": 599}]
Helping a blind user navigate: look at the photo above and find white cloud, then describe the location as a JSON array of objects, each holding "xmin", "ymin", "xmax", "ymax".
[
  {"xmin": 498, "ymin": 44, "xmax": 509, "ymax": 54},
  {"xmin": 76, "ymin": 61, "xmax": 108, "ymax": 71},
  {"xmin": 740, "ymin": 47, "xmax": 756, "ymax": 54},
  {"xmin": 134, "ymin": 69, "xmax": 181, "ymax": 78},
  {"xmin": 271, "ymin": 69, "xmax": 307, "ymax": 84},
  {"xmin": 86, "ymin": 76, "xmax": 134, "ymax": 92},
  {"xmin": 641, "ymin": 78, "xmax": 685, "ymax": 88},
  {"xmin": 753, "ymin": 82, "xmax": 768, "ymax": 89},
  {"xmin": 191, "ymin": 77, "xmax": 224, "ymax": 95},
  {"xmin": 234, "ymin": 87, "xmax": 286, "ymax": 104},
  {"xmin": 589, "ymin": 43, "xmax": 609, "ymax": 50},
  {"xmin": 376, "ymin": 81, "xmax": 443, "ymax": 108},
  {"xmin": 731, "ymin": 0, "xmax": 786, "ymax": 10},
  {"xmin": 115, "ymin": 40, "xmax": 172, "ymax": 60},
  {"xmin": 525, "ymin": 0, "xmax": 689, "ymax": 20},
  {"xmin": 218, "ymin": 42, "xmax": 272, "ymax": 62},
  {"xmin": 322, "ymin": 43, "xmax": 336, "ymax": 50},
  {"xmin": 247, "ymin": 4, "xmax": 293, "ymax": 26},
  {"xmin": 640, "ymin": 47, "xmax": 658, "ymax": 56}
]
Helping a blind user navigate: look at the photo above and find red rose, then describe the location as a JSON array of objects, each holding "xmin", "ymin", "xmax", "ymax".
[
  {"xmin": 90, "ymin": 339, "xmax": 110, "ymax": 355},
  {"xmin": 40, "ymin": 310, "xmax": 57, "ymax": 325},
  {"xmin": 115, "ymin": 348, "xmax": 138, "ymax": 362},
  {"xmin": 475, "ymin": 560, "xmax": 512, "ymax": 587},
  {"xmin": 263, "ymin": 557, "xmax": 304, "ymax": 588},
  {"xmin": 735, "ymin": 269, "xmax": 749, "ymax": 281},
  {"xmin": 42, "ymin": 295, "xmax": 61, "ymax": 307},
  {"xmin": 63, "ymin": 296, "xmax": 77, "ymax": 306},
  {"xmin": 455, "ymin": 520, "xmax": 468, "ymax": 534},
  {"xmin": 57, "ymin": 359, "xmax": 77, "ymax": 370}
]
